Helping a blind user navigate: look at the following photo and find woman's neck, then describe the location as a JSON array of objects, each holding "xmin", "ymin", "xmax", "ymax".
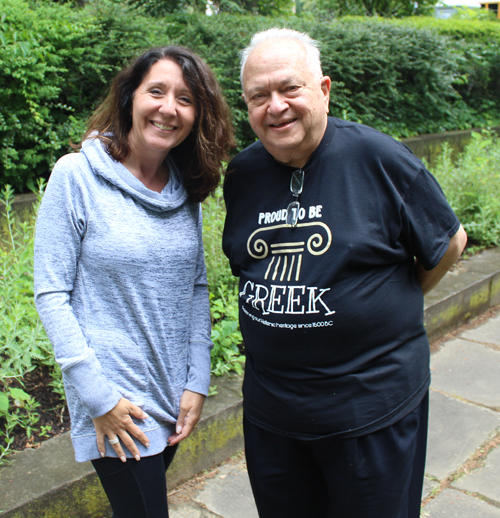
[{"xmin": 122, "ymin": 152, "xmax": 169, "ymax": 193}]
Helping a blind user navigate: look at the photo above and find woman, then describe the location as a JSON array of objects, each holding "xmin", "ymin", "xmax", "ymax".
[{"xmin": 34, "ymin": 46, "xmax": 234, "ymax": 516}]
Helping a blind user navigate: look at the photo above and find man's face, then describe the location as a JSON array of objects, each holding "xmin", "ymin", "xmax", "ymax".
[{"xmin": 242, "ymin": 39, "xmax": 331, "ymax": 168}]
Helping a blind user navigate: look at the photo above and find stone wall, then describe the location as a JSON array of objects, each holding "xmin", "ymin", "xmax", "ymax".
[{"xmin": 402, "ymin": 126, "xmax": 500, "ymax": 167}]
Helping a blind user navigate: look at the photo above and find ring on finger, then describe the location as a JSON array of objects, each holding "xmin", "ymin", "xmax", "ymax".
[{"xmin": 109, "ymin": 436, "xmax": 120, "ymax": 445}]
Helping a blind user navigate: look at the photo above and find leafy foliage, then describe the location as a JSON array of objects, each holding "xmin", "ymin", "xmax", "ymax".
[
  {"xmin": 305, "ymin": 0, "xmax": 436, "ymax": 18},
  {"xmin": 314, "ymin": 19, "xmax": 473, "ymax": 137},
  {"xmin": 202, "ymin": 187, "xmax": 244, "ymax": 376},
  {"xmin": 2, "ymin": 2, "xmax": 500, "ymax": 193},
  {"xmin": 0, "ymin": 1, "xmax": 82, "ymax": 192},
  {"xmin": 0, "ymin": 184, "xmax": 62, "ymax": 387},
  {"xmin": 0, "ymin": 386, "xmax": 41, "ymax": 462},
  {"xmin": 0, "ymin": 182, "xmax": 63, "ymax": 462},
  {"xmin": 398, "ymin": 18, "xmax": 500, "ymax": 130},
  {"xmin": 450, "ymin": 6, "xmax": 498, "ymax": 21},
  {"xmin": 0, "ymin": 0, "xmax": 156, "ymax": 192},
  {"xmin": 129, "ymin": 0, "xmax": 294, "ymax": 16},
  {"xmin": 210, "ymin": 0, "xmax": 294, "ymax": 15},
  {"xmin": 209, "ymin": 286, "xmax": 244, "ymax": 377},
  {"xmin": 432, "ymin": 131, "xmax": 500, "ymax": 247},
  {"xmin": 128, "ymin": 0, "xmax": 205, "ymax": 16}
]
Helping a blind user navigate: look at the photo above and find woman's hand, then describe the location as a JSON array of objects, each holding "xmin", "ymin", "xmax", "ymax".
[
  {"xmin": 168, "ymin": 390, "xmax": 206, "ymax": 446},
  {"xmin": 93, "ymin": 397, "xmax": 150, "ymax": 462}
]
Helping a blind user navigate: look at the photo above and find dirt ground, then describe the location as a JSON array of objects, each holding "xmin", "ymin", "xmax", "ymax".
[{"xmin": 0, "ymin": 366, "xmax": 70, "ymax": 453}]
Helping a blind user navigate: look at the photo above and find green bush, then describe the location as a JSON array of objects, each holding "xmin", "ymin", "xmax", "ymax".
[
  {"xmin": 313, "ymin": 19, "xmax": 472, "ymax": 137},
  {"xmin": 202, "ymin": 187, "xmax": 244, "ymax": 377},
  {"xmin": 432, "ymin": 131, "xmax": 500, "ymax": 247},
  {"xmin": 2, "ymin": 1, "xmax": 500, "ymax": 193},
  {"xmin": 0, "ymin": 0, "xmax": 157, "ymax": 192},
  {"xmin": 399, "ymin": 18, "xmax": 500, "ymax": 129},
  {"xmin": 0, "ymin": 1, "xmax": 84, "ymax": 192},
  {"xmin": 0, "ymin": 182, "xmax": 64, "ymax": 462}
]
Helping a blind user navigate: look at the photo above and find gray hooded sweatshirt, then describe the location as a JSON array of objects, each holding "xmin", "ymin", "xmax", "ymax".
[{"xmin": 34, "ymin": 138, "xmax": 213, "ymax": 462}]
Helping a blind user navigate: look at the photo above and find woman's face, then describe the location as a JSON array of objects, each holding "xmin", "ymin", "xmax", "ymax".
[{"xmin": 128, "ymin": 58, "xmax": 196, "ymax": 160}]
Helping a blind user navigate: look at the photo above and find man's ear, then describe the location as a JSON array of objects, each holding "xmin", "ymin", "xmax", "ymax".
[
  {"xmin": 242, "ymin": 93, "xmax": 248, "ymax": 106},
  {"xmin": 321, "ymin": 76, "xmax": 331, "ymax": 113}
]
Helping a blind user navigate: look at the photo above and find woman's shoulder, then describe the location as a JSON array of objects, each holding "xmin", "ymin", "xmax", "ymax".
[
  {"xmin": 51, "ymin": 147, "xmax": 106, "ymax": 186},
  {"xmin": 45, "ymin": 150, "xmax": 106, "ymax": 209},
  {"xmin": 51, "ymin": 150, "xmax": 90, "ymax": 179}
]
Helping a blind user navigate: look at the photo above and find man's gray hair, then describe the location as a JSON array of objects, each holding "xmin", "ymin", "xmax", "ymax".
[{"xmin": 240, "ymin": 28, "xmax": 323, "ymax": 86}]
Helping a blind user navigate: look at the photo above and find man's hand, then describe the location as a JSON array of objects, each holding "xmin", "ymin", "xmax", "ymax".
[
  {"xmin": 416, "ymin": 225, "xmax": 468, "ymax": 295},
  {"xmin": 93, "ymin": 397, "xmax": 150, "ymax": 462},
  {"xmin": 168, "ymin": 390, "xmax": 206, "ymax": 446}
]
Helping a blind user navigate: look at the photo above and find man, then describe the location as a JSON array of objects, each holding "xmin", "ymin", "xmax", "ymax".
[{"xmin": 222, "ymin": 28, "xmax": 467, "ymax": 518}]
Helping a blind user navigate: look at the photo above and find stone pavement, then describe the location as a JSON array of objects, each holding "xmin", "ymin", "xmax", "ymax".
[{"xmin": 167, "ymin": 308, "xmax": 500, "ymax": 518}]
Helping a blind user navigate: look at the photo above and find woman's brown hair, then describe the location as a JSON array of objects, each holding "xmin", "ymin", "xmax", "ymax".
[{"xmin": 80, "ymin": 46, "xmax": 235, "ymax": 202}]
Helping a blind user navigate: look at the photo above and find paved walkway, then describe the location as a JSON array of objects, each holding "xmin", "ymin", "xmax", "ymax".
[{"xmin": 168, "ymin": 307, "xmax": 500, "ymax": 518}]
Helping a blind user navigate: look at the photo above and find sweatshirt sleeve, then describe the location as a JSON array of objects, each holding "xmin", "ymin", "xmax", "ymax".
[
  {"xmin": 184, "ymin": 203, "xmax": 213, "ymax": 397},
  {"xmin": 34, "ymin": 156, "xmax": 122, "ymax": 418}
]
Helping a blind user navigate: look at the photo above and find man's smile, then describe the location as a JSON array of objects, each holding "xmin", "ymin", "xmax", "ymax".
[{"xmin": 269, "ymin": 118, "xmax": 298, "ymax": 128}]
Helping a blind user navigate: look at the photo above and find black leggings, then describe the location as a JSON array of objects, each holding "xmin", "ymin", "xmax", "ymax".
[{"xmin": 91, "ymin": 445, "xmax": 178, "ymax": 518}]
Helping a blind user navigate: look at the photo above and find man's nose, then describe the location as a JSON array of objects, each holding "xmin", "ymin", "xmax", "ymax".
[{"xmin": 267, "ymin": 92, "xmax": 288, "ymax": 115}]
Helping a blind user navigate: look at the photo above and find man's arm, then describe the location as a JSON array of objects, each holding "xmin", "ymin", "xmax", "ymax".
[{"xmin": 415, "ymin": 225, "xmax": 467, "ymax": 296}]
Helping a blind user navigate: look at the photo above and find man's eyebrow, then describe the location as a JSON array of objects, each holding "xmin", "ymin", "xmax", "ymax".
[{"xmin": 246, "ymin": 76, "xmax": 304, "ymax": 96}]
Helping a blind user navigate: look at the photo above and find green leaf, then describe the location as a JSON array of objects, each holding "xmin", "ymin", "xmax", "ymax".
[
  {"xmin": 9, "ymin": 387, "xmax": 30, "ymax": 401},
  {"xmin": 0, "ymin": 391, "xmax": 9, "ymax": 414}
]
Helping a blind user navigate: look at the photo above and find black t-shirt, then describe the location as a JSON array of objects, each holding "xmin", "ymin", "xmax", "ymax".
[{"xmin": 222, "ymin": 117, "xmax": 460, "ymax": 439}]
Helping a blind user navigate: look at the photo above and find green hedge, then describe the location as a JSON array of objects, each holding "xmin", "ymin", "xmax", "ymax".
[
  {"xmin": 1, "ymin": 0, "xmax": 500, "ymax": 192},
  {"xmin": 399, "ymin": 18, "xmax": 500, "ymax": 128},
  {"xmin": 0, "ymin": 0, "xmax": 159, "ymax": 192}
]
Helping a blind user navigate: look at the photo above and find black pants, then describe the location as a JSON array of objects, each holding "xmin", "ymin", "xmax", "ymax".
[
  {"xmin": 91, "ymin": 444, "xmax": 178, "ymax": 518},
  {"xmin": 244, "ymin": 393, "xmax": 429, "ymax": 518}
]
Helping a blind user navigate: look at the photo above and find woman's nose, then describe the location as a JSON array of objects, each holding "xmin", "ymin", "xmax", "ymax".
[{"xmin": 158, "ymin": 96, "xmax": 176, "ymax": 116}]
